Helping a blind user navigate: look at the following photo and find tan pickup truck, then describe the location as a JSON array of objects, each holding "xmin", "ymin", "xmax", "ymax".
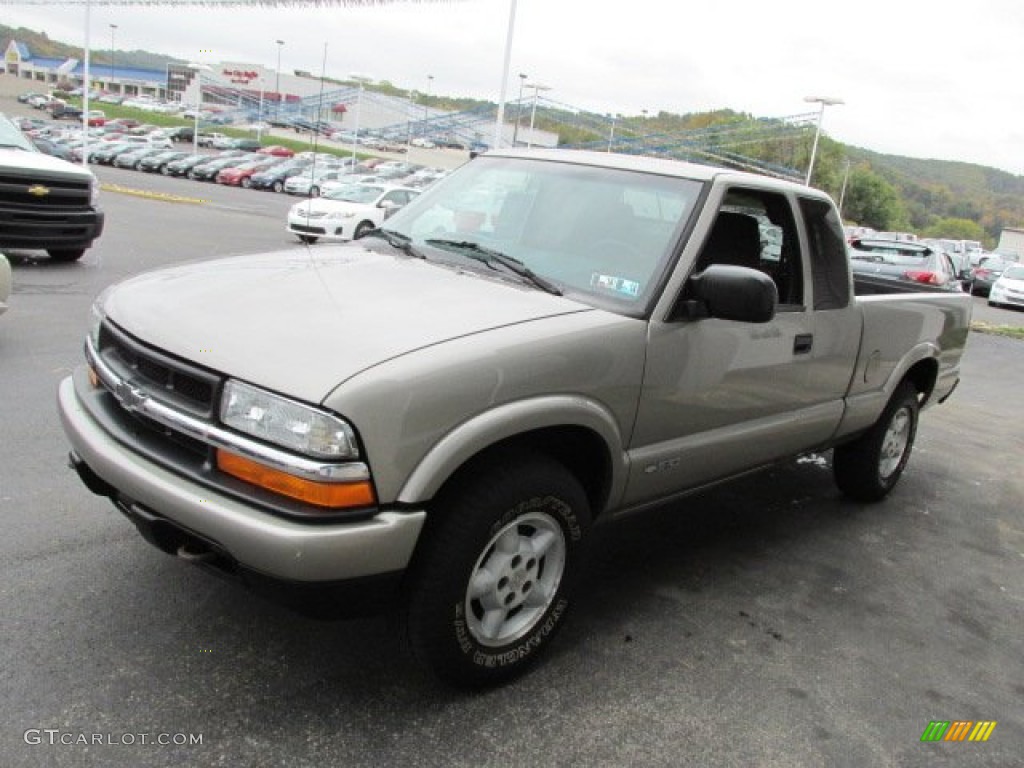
[{"xmin": 58, "ymin": 149, "xmax": 971, "ymax": 686}]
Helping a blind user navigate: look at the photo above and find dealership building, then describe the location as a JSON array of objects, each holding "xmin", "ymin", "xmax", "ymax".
[{"xmin": 2, "ymin": 38, "xmax": 557, "ymax": 147}]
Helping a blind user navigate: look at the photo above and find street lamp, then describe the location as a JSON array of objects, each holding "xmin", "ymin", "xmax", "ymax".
[
  {"xmin": 512, "ymin": 72, "xmax": 527, "ymax": 146},
  {"xmin": 423, "ymin": 74, "xmax": 433, "ymax": 136},
  {"xmin": 349, "ymin": 74, "xmax": 371, "ymax": 165},
  {"xmin": 274, "ymin": 40, "xmax": 284, "ymax": 116},
  {"xmin": 607, "ymin": 113, "xmax": 618, "ymax": 153},
  {"xmin": 108, "ymin": 24, "xmax": 117, "ymax": 92},
  {"xmin": 524, "ymin": 81, "xmax": 550, "ymax": 149},
  {"xmin": 804, "ymin": 95, "xmax": 844, "ymax": 186}
]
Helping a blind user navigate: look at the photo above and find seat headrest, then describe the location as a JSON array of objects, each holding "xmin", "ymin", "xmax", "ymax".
[{"xmin": 701, "ymin": 211, "xmax": 762, "ymax": 270}]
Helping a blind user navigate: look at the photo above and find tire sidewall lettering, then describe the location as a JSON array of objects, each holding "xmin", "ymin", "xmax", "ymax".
[{"xmin": 453, "ymin": 597, "xmax": 569, "ymax": 667}]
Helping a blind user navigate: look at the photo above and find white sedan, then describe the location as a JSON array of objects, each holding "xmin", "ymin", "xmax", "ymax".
[
  {"xmin": 0, "ymin": 252, "xmax": 11, "ymax": 316},
  {"xmin": 287, "ymin": 184, "xmax": 419, "ymax": 243},
  {"xmin": 988, "ymin": 263, "xmax": 1024, "ymax": 310}
]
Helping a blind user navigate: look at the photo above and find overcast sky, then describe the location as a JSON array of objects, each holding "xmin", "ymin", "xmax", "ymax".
[{"xmin": 5, "ymin": 0, "xmax": 1023, "ymax": 175}]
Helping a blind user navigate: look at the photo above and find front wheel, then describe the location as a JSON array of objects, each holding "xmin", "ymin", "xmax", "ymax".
[
  {"xmin": 272, "ymin": 180, "xmax": 284, "ymax": 193},
  {"xmin": 401, "ymin": 456, "xmax": 590, "ymax": 688},
  {"xmin": 297, "ymin": 234, "xmax": 318, "ymax": 244},
  {"xmin": 354, "ymin": 221, "xmax": 374, "ymax": 239},
  {"xmin": 834, "ymin": 381, "xmax": 920, "ymax": 502}
]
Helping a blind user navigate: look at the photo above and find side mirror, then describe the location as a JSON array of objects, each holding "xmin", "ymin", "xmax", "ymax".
[{"xmin": 681, "ymin": 265, "xmax": 778, "ymax": 323}]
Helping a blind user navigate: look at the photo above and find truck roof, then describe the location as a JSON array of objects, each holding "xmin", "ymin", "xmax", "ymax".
[{"xmin": 486, "ymin": 147, "xmax": 822, "ymax": 197}]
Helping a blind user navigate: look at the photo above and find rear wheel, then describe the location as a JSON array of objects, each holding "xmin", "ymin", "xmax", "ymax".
[
  {"xmin": 834, "ymin": 381, "xmax": 920, "ymax": 502},
  {"xmin": 47, "ymin": 248, "xmax": 85, "ymax": 262},
  {"xmin": 401, "ymin": 456, "xmax": 590, "ymax": 688},
  {"xmin": 241, "ymin": 177, "xmax": 252, "ymax": 189},
  {"xmin": 272, "ymin": 180, "xmax": 284, "ymax": 193}
]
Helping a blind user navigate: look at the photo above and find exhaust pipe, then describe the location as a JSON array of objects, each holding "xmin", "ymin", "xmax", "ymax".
[{"xmin": 176, "ymin": 542, "xmax": 218, "ymax": 564}]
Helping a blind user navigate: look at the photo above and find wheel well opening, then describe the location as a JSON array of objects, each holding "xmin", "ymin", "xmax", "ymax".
[
  {"xmin": 904, "ymin": 358, "xmax": 938, "ymax": 403},
  {"xmin": 433, "ymin": 427, "xmax": 613, "ymax": 520}
]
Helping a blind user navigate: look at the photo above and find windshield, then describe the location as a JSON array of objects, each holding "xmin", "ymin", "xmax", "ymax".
[
  {"xmin": 324, "ymin": 184, "xmax": 385, "ymax": 203},
  {"xmin": 382, "ymin": 155, "xmax": 702, "ymax": 311}
]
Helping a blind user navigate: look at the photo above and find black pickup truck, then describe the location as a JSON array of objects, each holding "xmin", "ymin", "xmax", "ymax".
[{"xmin": 0, "ymin": 112, "xmax": 104, "ymax": 262}]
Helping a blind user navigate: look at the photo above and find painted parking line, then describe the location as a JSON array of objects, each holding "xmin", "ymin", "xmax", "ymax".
[{"xmin": 101, "ymin": 183, "xmax": 208, "ymax": 205}]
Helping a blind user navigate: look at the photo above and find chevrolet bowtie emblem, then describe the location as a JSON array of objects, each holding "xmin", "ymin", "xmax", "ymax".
[{"xmin": 27, "ymin": 184, "xmax": 50, "ymax": 197}]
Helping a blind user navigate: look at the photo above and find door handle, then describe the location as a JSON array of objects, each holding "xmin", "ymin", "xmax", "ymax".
[{"xmin": 794, "ymin": 334, "xmax": 813, "ymax": 355}]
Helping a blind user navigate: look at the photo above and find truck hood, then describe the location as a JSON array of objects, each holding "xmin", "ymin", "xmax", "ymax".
[
  {"xmin": 103, "ymin": 244, "xmax": 591, "ymax": 403},
  {"xmin": 0, "ymin": 146, "xmax": 97, "ymax": 182}
]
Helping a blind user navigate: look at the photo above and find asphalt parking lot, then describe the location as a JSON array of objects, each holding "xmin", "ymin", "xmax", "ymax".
[{"xmin": 2, "ymin": 113, "xmax": 1023, "ymax": 766}]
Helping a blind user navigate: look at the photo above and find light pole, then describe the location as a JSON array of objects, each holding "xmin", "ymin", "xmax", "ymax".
[
  {"xmin": 423, "ymin": 74, "xmax": 433, "ymax": 134},
  {"xmin": 349, "ymin": 74, "xmax": 371, "ymax": 165},
  {"xmin": 108, "ymin": 24, "xmax": 117, "ymax": 92},
  {"xmin": 838, "ymin": 158, "xmax": 852, "ymax": 218},
  {"xmin": 525, "ymin": 82, "xmax": 550, "ymax": 149},
  {"xmin": 274, "ymin": 40, "xmax": 284, "ymax": 117},
  {"xmin": 256, "ymin": 77, "xmax": 264, "ymax": 141},
  {"xmin": 511, "ymin": 73, "xmax": 527, "ymax": 146},
  {"xmin": 607, "ymin": 113, "xmax": 618, "ymax": 153},
  {"xmin": 804, "ymin": 95, "xmax": 844, "ymax": 186}
]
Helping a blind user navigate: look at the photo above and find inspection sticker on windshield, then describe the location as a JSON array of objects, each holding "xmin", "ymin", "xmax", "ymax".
[{"xmin": 591, "ymin": 273, "xmax": 640, "ymax": 298}]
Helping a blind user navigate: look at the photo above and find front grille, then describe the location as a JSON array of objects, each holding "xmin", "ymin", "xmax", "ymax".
[
  {"xmin": 98, "ymin": 321, "xmax": 221, "ymax": 417},
  {"xmin": 0, "ymin": 173, "xmax": 91, "ymax": 210},
  {"xmin": 290, "ymin": 223, "xmax": 326, "ymax": 235}
]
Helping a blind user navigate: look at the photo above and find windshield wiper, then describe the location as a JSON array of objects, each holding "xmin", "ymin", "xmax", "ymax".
[
  {"xmin": 364, "ymin": 228, "xmax": 427, "ymax": 260},
  {"xmin": 424, "ymin": 238, "xmax": 562, "ymax": 295}
]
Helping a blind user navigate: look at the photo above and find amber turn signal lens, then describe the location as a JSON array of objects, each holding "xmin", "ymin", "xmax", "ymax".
[
  {"xmin": 87, "ymin": 365, "xmax": 100, "ymax": 388},
  {"xmin": 216, "ymin": 449, "xmax": 376, "ymax": 509}
]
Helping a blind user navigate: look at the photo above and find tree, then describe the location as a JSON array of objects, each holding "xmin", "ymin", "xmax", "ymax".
[
  {"xmin": 922, "ymin": 217, "xmax": 987, "ymax": 242},
  {"xmin": 842, "ymin": 167, "xmax": 909, "ymax": 231}
]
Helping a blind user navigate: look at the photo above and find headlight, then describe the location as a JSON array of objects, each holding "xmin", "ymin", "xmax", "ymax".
[
  {"xmin": 220, "ymin": 379, "xmax": 359, "ymax": 460},
  {"xmin": 89, "ymin": 173, "xmax": 101, "ymax": 207},
  {"xmin": 87, "ymin": 286, "xmax": 111, "ymax": 351}
]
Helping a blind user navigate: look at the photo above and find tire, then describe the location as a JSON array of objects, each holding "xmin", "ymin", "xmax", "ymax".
[
  {"xmin": 187, "ymin": 170, "xmax": 197, "ymax": 180},
  {"xmin": 834, "ymin": 381, "xmax": 920, "ymax": 502},
  {"xmin": 988, "ymin": 300, "xmax": 999, "ymax": 307},
  {"xmin": 400, "ymin": 455, "xmax": 590, "ymax": 688},
  {"xmin": 272, "ymin": 180, "xmax": 284, "ymax": 193},
  {"xmin": 310, "ymin": 186, "xmax": 320, "ymax": 197},
  {"xmin": 47, "ymin": 248, "xmax": 86, "ymax": 262},
  {"xmin": 354, "ymin": 221, "xmax": 374, "ymax": 239},
  {"xmin": 297, "ymin": 235, "xmax": 318, "ymax": 244}
]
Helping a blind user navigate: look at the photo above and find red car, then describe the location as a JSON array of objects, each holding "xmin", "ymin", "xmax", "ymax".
[
  {"xmin": 257, "ymin": 145, "xmax": 295, "ymax": 158},
  {"xmin": 216, "ymin": 158, "xmax": 281, "ymax": 188}
]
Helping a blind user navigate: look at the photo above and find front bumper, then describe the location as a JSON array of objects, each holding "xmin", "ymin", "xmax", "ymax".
[
  {"xmin": 58, "ymin": 375, "xmax": 426, "ymax": 584},
  {"xmin": 287, "ymin": 216, "xmax": 349, "ymax": 240}
]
